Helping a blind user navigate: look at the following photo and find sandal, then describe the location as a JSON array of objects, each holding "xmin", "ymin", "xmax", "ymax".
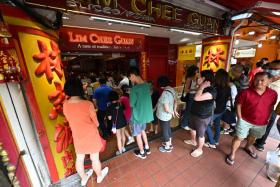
[
  {"xmin": 226, "ymin": 155, "xmax": 234, "ymax": 165},
  {"xmin": 244, "ymin": 148, "xmax": 258, "ymax": 159},
  {"xmin": 184, "ymin": 140, "xmax": 197, "ymax": 146},
  {"xmin": 191, "ymin": 149, "xmax": 203, "ymax": 157}
]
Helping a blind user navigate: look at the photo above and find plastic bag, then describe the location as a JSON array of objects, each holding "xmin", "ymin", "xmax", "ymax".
[
  {"xmin": 266, "ymin": 148, "xmax": 280, "ymax": 182},
  {"xmin": 112, "ymin": 123, "xmax": 117, "ymax": 134}
]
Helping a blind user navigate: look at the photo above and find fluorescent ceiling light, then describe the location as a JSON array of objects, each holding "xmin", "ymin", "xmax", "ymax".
[
  {"xmin": 270, "ymin": 35, "xmax": 276, "ymax": 39},
  {"xmin": 170, "ymin": 28, "xmax": 201, "ymax": 35},
  {"xmin": 258, "ymin": 43, "xmax": 262, "ymax": 48},
  {"xmin": 89, "ymin": 16, "xmax": 151, "ymax": 28},
  {"xmin": 180, "ymin": 38, "xmax": 189, "ymax": 42},
  {"xmin": 231, "ymin": 13, "xmax": 253, "ymax": 21},
  {"xmin": 248, "ymin": 31, "xmax": 255, "ymax": 35},
  {"xmin": 272, "ymin": 11, "xmax": 280, "ymax": 16}
]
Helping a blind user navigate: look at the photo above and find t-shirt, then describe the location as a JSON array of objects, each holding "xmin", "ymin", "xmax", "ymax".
[
  {"xmin": 118, "ymin": 77, "xmax": 129, "ymax": 87},
  {"xmin": 120, "ymin": 95, "xmax": 132, "ymax": 122},
  {"xmin": 236, "ymin": 87, "xmax": 277, "ymax": 125},
  {"xmin": 190, "ymin": 86, "xmax": 217, "ymax": 119},
  {"xmin": 93, "ymin": 85, "xmax": 112, "ymax": 111},
  {"xmin": 130, "ymin": 82, "xmax": 154, "ymax": 124},
  {"xmin": 156, "ymin": 87, "xmax": 177, "ymax": 121},
  {"xmin": 214, "ymin": 86, "xmax": 231, "ymax": 114}
]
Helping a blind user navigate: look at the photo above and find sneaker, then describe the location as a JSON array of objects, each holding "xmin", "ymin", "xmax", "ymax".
[
  {"xmin": 221, "ymin": 128, "xmax": 234, "ymax": 135},
  {"xmin": 134, "ymin": 150, "xmax": 147, "ymax": 159},
  {"xmin": 97, "ymin": 167, "xmax": 109, "ymax": 183},
  {"xmin": 144, "ymin": 147, "xmax": 151, "ymax": 155},
  {"xmin": 116, "ymin": 150, "xmax": 122, "ymax": 156},
  {"xmin": 126, "ymin": 137, "xmax": 135, "ymax": 145},
  {"xmin": 81, "ymin": 169, "xmax": 94, "ymax": 186},
  {"xmin": 254, "ymin": 144, "xmax": 264, "ymax": 152},
  {"xmin": 184, "ymin": 140, "xmax": 197, "ymax": 146},
  {"xmin": 162, "ymin": 142, "xmax": 174, "ymax": 149},
  {"xmin": 182, "ymin": 126, "xmax": 191, "ymax": 131},
  {"xmin": 204, "ymin": 142, "xmax": 216, "ymax": 149},
  {"xmin": 159, "ymin": 146, "xmax": 172, "ymax": 153},
  {"xmin": 122, "ymin": 147, "xmax": 126, "ymax": 153}
]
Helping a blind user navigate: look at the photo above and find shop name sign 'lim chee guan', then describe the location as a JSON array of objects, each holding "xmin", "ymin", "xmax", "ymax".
[
  {"xmin": 59, "ymin": 27, "xmax": 145, "ymax": 52},
  {"xmin": 68, "ymin": 31, "xmax": 135, "ymax": 45},
  {"xmin": 24, "ymin": 0, "xmax": 222, "ymax": 34}
]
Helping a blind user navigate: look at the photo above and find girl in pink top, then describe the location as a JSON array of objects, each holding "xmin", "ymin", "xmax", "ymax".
[
  {"xmin": 120, "ymin": 85, "xmax": 135, "ymax": 145},
  {"xmin": 63, "ymin": 78, "xmax": 108, "ymax": 186}
]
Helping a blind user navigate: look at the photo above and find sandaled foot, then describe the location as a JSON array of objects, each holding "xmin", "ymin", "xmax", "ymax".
[
  {"xmin": 244, "ymin": 148, "xmax": 258, "ymax": 159},
  {"xmin": 226, "ymin": 155, "xmax": 235, "ymax": 166},
  {"xmin": 184, "ymin": 140, "xmax": 197, "ymax": 146},
  {"xmin": 191, "ymin": 149, "xmax": 203, "ymax": 157}
]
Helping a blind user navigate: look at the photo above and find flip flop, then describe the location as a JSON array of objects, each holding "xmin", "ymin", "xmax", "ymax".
[
  {"xmin": 226, "ymin": 155, "xmax": 235, "ymax": 166},
  {"xmin": 244, "ymin": 148, "xmax": 258, "ymax": 159}
]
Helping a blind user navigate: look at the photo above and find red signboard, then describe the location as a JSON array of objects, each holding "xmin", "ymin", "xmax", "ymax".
[
  {"xmin": 59, "ymin": 27, "xmax": 145, "ymax": 52},
  {"xmin": 25, "ymin": 0, "xmax": 222, "ymax": 34}
]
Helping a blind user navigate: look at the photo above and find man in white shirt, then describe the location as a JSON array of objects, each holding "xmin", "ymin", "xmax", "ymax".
[{"xmin": 118, "ymin": 73, "xmax": 129, "ymax": 87}]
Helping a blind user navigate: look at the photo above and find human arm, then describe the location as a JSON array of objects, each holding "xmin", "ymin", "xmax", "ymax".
[
  {"xmin": 194, "ymin": 81, "xmax": 213, "ymax": 101},
  {"xmin": 236, "ymin": 104, "xmax": 242, "ymax": 120},
  {"xmin": 89, "ymin": 103, "xmax": 99, "ymax": 127}
]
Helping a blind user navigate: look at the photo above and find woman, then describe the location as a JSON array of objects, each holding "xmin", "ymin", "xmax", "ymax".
[
  {"xmin": 205, "ymin": 69, "xmax": 231, "ymax": 148},
  {"xmin": 156, "ymin": 76, "xmax": 179, "ymax": 152},
  {"xmin": 184, "ymin": 70, "xmax": 217, "ymax": 157},
  {"xmin": 180, "ymin": 65, "xmax": 199, "ymax": 130},
  {"xmin": 63, "ymin": 78, "xmax": 108, "ymax": 186}
]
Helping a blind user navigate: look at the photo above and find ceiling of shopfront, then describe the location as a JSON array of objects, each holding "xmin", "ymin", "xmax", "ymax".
[{"xmin": 62, "ymin": 13, "xmax": 212, "ymax": 44}]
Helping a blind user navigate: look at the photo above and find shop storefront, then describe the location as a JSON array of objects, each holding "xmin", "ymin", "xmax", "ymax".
[{"xmin": 0, "ymin": 0, "xmax": 225, "ymax": 185}]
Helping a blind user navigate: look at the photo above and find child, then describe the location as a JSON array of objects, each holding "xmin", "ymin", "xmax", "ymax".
[
  {"xmin": 106, "ymin": 91, "xmax": 128, "ymax": 155},
  {"xmin": 120, "ymin": 85, "xmax": 135, "ymax": 145}
]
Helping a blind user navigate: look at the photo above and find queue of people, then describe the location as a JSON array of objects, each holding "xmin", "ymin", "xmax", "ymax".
[{"xmin": 62, "ymin": 60, "xmax": 280, "ymax": 185}]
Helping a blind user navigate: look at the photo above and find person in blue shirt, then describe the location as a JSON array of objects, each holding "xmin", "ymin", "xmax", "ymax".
[{"xmin": 93, "ymin": 78, "xmax": 113, "ymax": 138}]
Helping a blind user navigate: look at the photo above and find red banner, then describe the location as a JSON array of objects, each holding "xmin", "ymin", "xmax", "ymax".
[
  {"xmin": 59, "ymin": 27, "xmax": 145, "ymax": 52},
  {"xmin": 25, "ymin": 0, "xmax": 222, "ymax": 34}
]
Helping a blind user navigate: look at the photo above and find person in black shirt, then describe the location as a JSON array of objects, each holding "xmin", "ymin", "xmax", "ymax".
[
  {"xmin": 205, "ymin": 69, "xmax": 231, "ymax": 149},
  {"xmin": 184, "ymin": 70, "xmax": 217, "ymax": 158},
  {"xmin": 106, "ymin": 91, "xmax": 128, "ymax": 156}
]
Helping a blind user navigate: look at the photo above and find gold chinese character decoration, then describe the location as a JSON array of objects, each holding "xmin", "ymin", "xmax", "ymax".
[{"xmin": 0, "ymin": 49, "xmax": 20, "ymax": 83}]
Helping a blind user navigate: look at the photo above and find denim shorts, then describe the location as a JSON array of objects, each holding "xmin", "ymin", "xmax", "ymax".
[
  {"xmin": 132, "ymin": 123, "xmax": 147, "ymax": 136},
  {"xmin": 235, "ymin": 118, "xmax": 267, "ymax": 139}
]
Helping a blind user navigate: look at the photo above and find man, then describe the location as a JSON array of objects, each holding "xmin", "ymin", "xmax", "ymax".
[
  {"xmin": 231, "ymin": 64, "xmax": 249, "ymax": 91},
  {"xmin": 249, "ymin": 61, "xmax": 263, "ymax": 83},
  {"xmin": 92, "ymin": 78, "xmax": 112, "ymax": 138},
  {"xmin": 128, "ymin": 67, "xmax": 153, "ymax": 159},
  {"xmin": 118, "ymin": 73, "xmax": 130, "ymax": 87},
  {"xmin": 255, "ymin": 60, "xmax": 280, "ymax": 151},
  {"xmin": 226, "ymin": 72, "xmax": 277, "ymax": 165}
]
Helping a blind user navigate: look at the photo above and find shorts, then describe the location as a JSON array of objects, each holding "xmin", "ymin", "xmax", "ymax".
[
  {"xmin": 188, "ymin": 114, "xmax": 212, "ymax": 138},
  {"xmin": 132, "ymin": 123, "xmax": 147, "ymax": 136},
  {"xmin": 235, "ymin": 118, "xmax": 267, "ymax": 139}
]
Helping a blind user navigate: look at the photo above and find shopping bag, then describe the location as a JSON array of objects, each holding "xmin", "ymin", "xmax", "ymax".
[{"xmin": 266, "ymin": 148, "xmax": 280, "ymax": 182}]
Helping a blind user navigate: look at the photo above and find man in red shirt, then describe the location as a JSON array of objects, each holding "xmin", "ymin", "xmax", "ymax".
[{"xmin": 226, "ymin": 72, "xmax": 277, "ymax": 165}]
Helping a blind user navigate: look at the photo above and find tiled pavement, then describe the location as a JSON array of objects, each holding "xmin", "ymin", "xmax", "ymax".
[{"xmin": 85, "ymin": 129, "xmax": 279, "ymax": 187}]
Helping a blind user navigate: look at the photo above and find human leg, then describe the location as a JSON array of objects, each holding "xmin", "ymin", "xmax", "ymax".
[
  {"xmin": 255, "ymin": 111, "xmax": 277, "ymax": 150},
  {"xmin": 121, "ymin": 128, "xmax": 126, "ymax": 149},
  {"xmin": 90, "ymin": 153, "xmax": 108, "ymax": 183},
  {"xmin": 76, "ymin": 154, "xmax": 87, "ymax": 180},
  {"xmin": 116, "ymin": 129, "xmax": 123, "ymax": 154},
  {"xmin": 213, "ymin": 113, "xmax": 224, "ymax": 143},
  {"xmin": 97, "ymin": 110, "xmax": 108, "ymax": 137}
]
